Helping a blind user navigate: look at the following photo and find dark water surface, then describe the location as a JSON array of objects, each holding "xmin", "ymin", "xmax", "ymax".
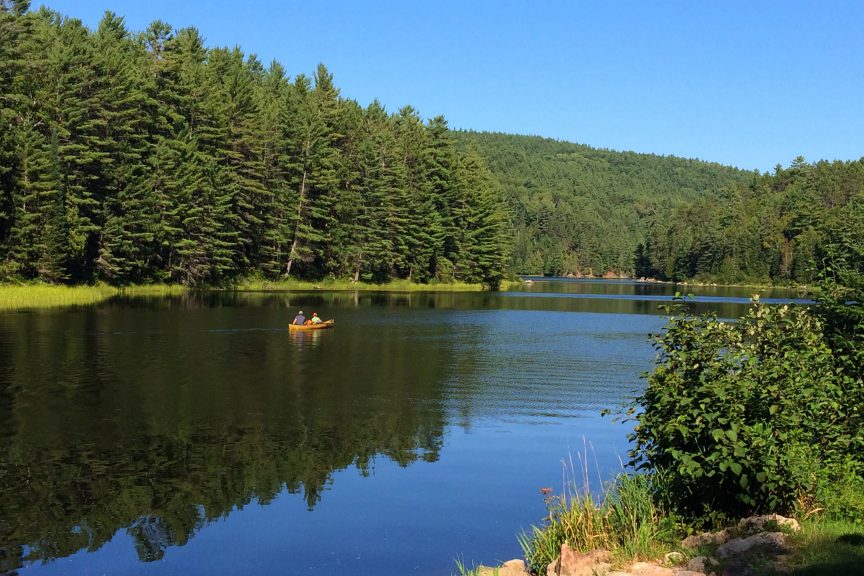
[{"xmin": 0, "ymin": 281, "xmax": 802, "ymax": 575}]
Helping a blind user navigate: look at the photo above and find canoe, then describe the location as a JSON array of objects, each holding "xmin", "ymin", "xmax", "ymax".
[{"xmin": 289, "ymin": 319, "xmax": 335, "ymax": 331}]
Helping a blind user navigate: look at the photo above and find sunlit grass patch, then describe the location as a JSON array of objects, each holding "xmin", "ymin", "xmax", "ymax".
[
  {"xmin": 0, "ymin": 284, "xmax": 116, "ymax": 311},
  {"xmin": 115, "ymin": 284, "xmax": 188, "ymax": 296},
  {"xmin": 0, "ymin": 283, "xmax": 190, "ymax": 311},
  {"xmin": 232, "ymin": 278, "xmax": 487, "ymax": 292},
  {"xmin": 780, "ymin": 519, "xmax": 864, "ymax": 575}
]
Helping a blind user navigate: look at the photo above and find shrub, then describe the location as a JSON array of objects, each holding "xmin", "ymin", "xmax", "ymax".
[{"xmin": 628, "ymin": 296, "xmax": 861, "ymax": 522}]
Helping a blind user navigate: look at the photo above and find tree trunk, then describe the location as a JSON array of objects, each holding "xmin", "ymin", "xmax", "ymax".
[{"xmin": 285, "ymin": 168, "xmax": 308, "ymax": 276}]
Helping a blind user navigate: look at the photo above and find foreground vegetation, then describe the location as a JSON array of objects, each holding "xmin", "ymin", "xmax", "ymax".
[
  {"xmin": 513, "ymin": 472, "xmax": 864, "ymax": 576},
  {"xmin": 512, "ymin": 241, "xmax": 863, "ymax": 574}
]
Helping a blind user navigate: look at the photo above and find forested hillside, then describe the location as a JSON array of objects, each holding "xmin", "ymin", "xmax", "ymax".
[
  {"xmin": 457, "ymin": 132, "xmax": 863, "ymax": 284},
  {"xmin": 0, "ymin": 3, "xmax": 511, "ymax": 287},
  {"xmin": 639, "ymin": 157, "xmax": 864, "ymax": 283},
  {"xmin": 454, "ymin": 131, "xmax": 753, "ymax": 277}
]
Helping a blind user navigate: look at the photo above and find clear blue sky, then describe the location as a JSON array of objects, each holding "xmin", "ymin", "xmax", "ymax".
[{"xmin": 36, "ymin": 0, "xmax": 864, "ymax": 171}]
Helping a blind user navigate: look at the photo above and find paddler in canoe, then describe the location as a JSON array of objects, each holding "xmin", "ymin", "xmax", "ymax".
[
  {"xmin": 292, "ymin": 310, "xmax": 306, "ymax": 325},
  {"xmin": 290, "ymin": 310, "xmax": 334, "ymax": 330}
]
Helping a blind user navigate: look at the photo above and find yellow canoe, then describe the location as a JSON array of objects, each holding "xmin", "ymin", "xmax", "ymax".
[{"xmin": 289, "ymin": 319, "xmax": 335, "ymax": 331}]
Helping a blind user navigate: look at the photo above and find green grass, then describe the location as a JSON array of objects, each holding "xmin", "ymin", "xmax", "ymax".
[
  {"xmin": 0, "ymin": 284, "xmax": 117, "ymax": 311},
  {"xmin": 0, "ymin": 283, "xmax": 188, "ymax": 311},
  {"xmin": 114, "ymin": 284, "xmax": 188, "ymax": 296},
  {"xmin": 775, "ymin": 519, "xmax": 864, "ymax": 575},
  {"xmin": 231, "ymin": 278, "xmax": 491, "ymax": 292}
]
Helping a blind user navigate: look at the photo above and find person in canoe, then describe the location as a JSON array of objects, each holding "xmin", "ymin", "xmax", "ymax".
[
  {"xmin": 292, "ymin": 310, "xmax": 306, "ymax": 325},
  {"xmin": 310, "ymin": 312, "xmax": 323, "ymax": 325}
]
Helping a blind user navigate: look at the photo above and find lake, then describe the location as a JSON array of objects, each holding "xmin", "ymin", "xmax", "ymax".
[{"xmin": 0, "ymin": 280, "xmax": 806, "ymax": 575}]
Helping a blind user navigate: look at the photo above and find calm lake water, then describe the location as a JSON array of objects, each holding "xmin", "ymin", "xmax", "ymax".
[{"xmin": 0, "ymin": 280, "xmax": 806, "ymax": 575}]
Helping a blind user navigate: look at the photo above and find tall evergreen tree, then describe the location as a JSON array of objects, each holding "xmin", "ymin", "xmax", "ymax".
[
  {"xmin": 452, "ymin": 149, "xmax": 511, "ymax": 287},
  {"xmin": 91, "ymin": 12, "xmax": 157, "ymax": 283},
  {"xmin": 285, "ymin": 65, "xmax": 341, "ymax": 277}
]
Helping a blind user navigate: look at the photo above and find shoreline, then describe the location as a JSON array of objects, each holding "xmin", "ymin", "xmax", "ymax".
[
  {"xmin": 517, "ymin": 275, "xmax": 810, "ymax": 292},
  {"xmin": 0, "ymin": 276, "xmax": 809, "ymax": 312},
  {"xmin": 0, "ymin": 280, "xmax": 509, "ymax": 311}
]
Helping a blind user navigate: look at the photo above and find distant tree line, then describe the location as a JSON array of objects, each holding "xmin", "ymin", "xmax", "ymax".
[
  {"xmin": 457, "ymin": 133, "xmax": 864, "ymax": 285},
  {"xmin": 637, "ymin": 157, "xmax": 864, "ymax": 284},
  {"xmin": 454, "ymin": 131, "xmax": 753, "ymax": 278},
  {"xmin": 0, "ymin": 3, "xmax": 511, "ymax": 287}
]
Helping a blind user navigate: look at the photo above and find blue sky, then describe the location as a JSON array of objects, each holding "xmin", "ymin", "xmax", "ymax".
[{"xmin": 36, "ymin": 0, "xmax": 864, "ymax": 171}]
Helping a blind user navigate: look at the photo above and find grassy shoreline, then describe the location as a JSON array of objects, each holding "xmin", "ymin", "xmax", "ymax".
[{"xmin": 0, "ymin": 279, "xmax": 522, "ymax": 311}]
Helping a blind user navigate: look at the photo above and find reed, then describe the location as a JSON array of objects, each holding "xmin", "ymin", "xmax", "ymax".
[
  {"xmin": 517, "ymin": 448, "xmax": 676, "ymax": 574},
  {"xmin": 453, "ymin": 557, "xmax": 497, "ymax": 576}
]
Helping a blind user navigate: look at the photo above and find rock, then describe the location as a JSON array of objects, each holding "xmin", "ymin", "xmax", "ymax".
[
  {"xmin": 630, "ymin": 561, "xmax": 675, "ymax": 575},
  {"xmin": 672, "ymin": 571, "xmax": 708, "ymax": 576},
  {"xmin": 737, "ymin": 514, "xmax": 800, "ymax": 534},
  {"xmin": 478, "ymin": 559, "xmax": 529, "ymax": 576},
  {"xmin": 681, "ymin": 529, "xmax": 730, "ymax": 548},
  {"xmin": 714, "ymin": 532, "xmax": 789, "ymax": 559},
  {"xmin": 685, "ymin": 556, "xmax": 713, "ymax": 573},
  {"xmin": 547, "ymin": 546, "xmax": 611, "ymax": 576},
  {"xmin": 664, "ymin": 551, "xmax": 685, "ymax": 564}
]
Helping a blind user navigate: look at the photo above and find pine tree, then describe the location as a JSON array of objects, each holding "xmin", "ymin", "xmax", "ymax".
[
  {"xmin": 0, "ymin": 1, "xmax": 31, "ymax": 275},
  {"xmin": 285, "ymin": 65, "xmax": 342, "ymax": 278},
  {"xmin": 255, "ymin": 61, "xmax": 294, "ymax": 277},
  {"xmin": 452, "ymin": 149, "xmax": 511, "ymax": 287},
  {"xmin": 91, "ymin": 12, "xmax": 157, "ymax": 283},
  {"xmin": 419, "ymin": 116, "xmax": 460, "ymax": 280},
  {"xmin": 392, "ymin": 106, "xmax": 435, "ymax": 281}
]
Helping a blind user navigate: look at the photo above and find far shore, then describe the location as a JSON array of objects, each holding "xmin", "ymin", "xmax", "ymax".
[
  {"xmin": 0, "ymin": 276, "xmax": 810, "ymax": 312},
  {"xmin": 518, "ymin": 274, "xmax": 809, "ymax": 292}
]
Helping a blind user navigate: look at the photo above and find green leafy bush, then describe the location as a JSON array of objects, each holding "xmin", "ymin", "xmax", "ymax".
[{"xmin": 628, "ymin": 296, "xmax": 862, "ymax": 521}]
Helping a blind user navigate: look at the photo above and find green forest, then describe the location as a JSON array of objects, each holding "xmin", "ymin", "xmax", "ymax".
[
  {"xmin": 458, "ymin": 132, "xmax": 864, "ymax": 284},
  {"xmin": 1, "ymin": 2, "xmax": 863, "ymax": 288},
  {"xmin": 0, "ymin": 3, "xmax": 511, "ymax": 288}
]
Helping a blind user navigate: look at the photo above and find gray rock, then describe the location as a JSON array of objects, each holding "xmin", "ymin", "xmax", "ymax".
[
  {"xmin": 685, "ymin": 556, "xmax": 708, "ymax": 573},
  {"xmin": 714, "ymin": 532, "xmax": 789, "ymax": 559},
  {"xmin": 737, "ymin": 514, "xmax": 800, "ymax": 534},
  {"xmin": 681, "ymin": 529, "xmax": 730, "ymax": 549}
]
